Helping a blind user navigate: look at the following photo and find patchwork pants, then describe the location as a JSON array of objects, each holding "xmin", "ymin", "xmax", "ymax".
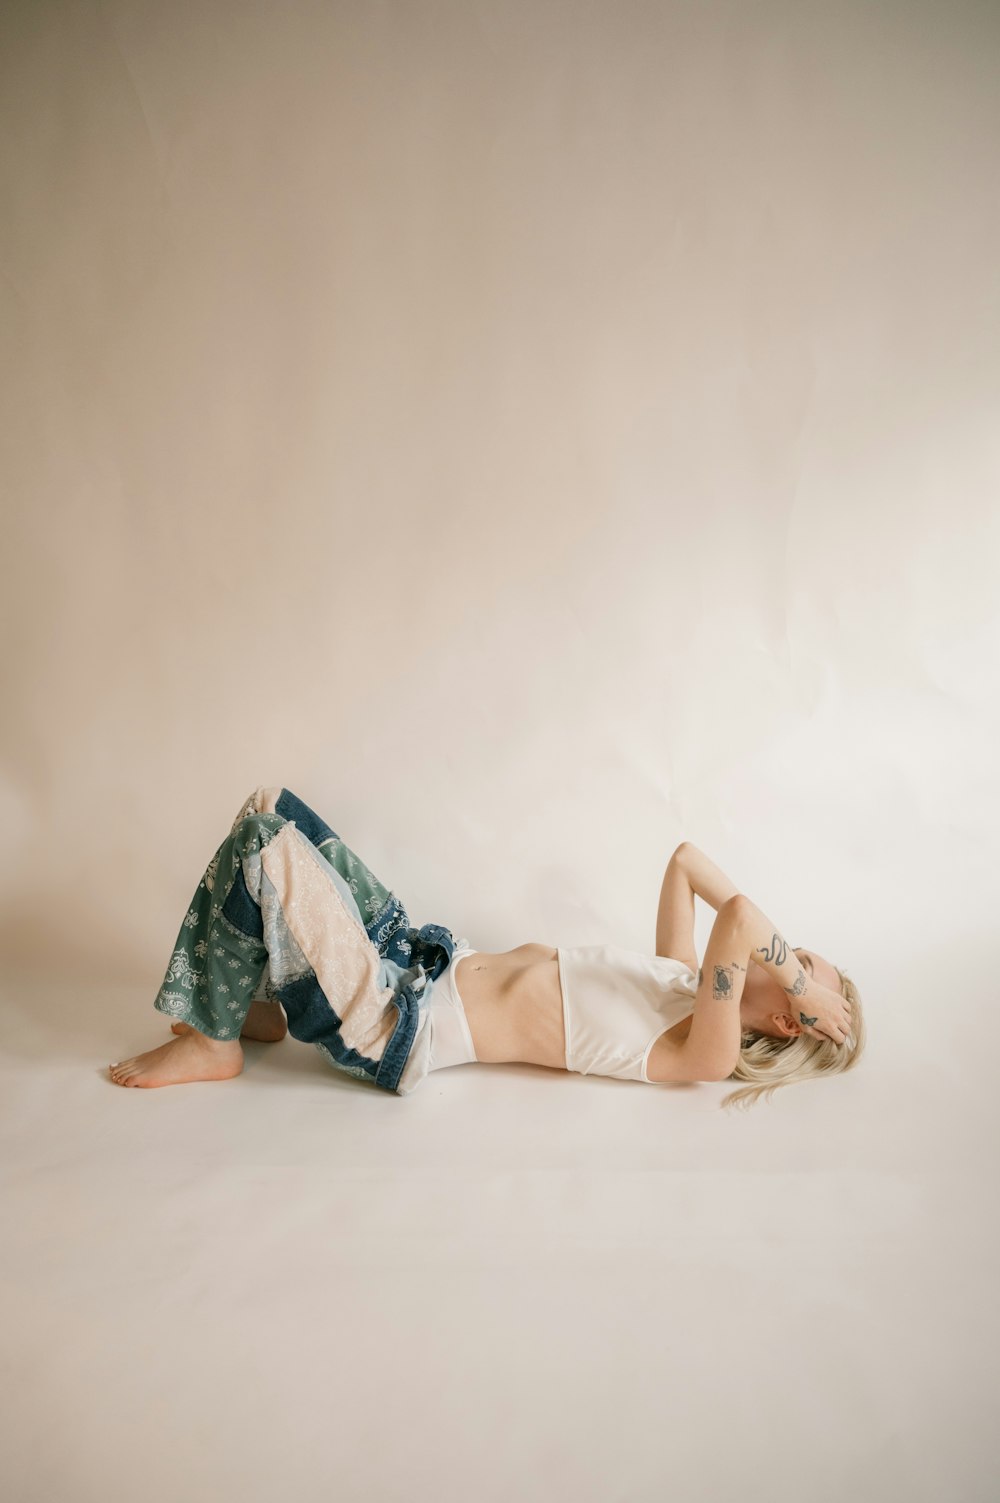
[{"xmin": 152, "ymin": 786, "xmax": 457, "ymax": 1094}]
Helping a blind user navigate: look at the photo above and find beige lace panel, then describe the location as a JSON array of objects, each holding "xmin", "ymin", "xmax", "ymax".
[{"xmin": 259, "ymin": 822, "xmax": 398, "ymax": 1062}]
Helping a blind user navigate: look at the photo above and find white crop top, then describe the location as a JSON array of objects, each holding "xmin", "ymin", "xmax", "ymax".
[{"xmin": 557, "ymin": 944, "xmax": 699, "ymax": 1083}]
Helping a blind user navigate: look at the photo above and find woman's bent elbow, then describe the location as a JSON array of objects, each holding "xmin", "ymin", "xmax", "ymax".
[{"xmin": 697, "ymin": 1058, "xmax": 739, "ymax": 1083}]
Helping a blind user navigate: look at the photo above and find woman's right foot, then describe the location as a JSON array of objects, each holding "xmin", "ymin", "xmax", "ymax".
[{"xmin": 171, "ymin": 998, "xmax": 288, "ymax": 1043}]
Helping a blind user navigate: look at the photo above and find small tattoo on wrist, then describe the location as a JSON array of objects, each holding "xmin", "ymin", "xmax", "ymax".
[{"xmin": 786, "ymin": 972, "xmax": 806, "ymax": 997}]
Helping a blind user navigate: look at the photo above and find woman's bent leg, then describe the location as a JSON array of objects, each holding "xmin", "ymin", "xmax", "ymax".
[
  {"xmin": 129, "ymin": 786, "xmax": 458, "ymax": 1093},
  {"xmin": 244, "ymin": 786, "xmax": 413, "ymax": 960}
]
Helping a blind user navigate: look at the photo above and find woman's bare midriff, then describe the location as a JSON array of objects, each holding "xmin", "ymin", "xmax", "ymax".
[
  {"xmin": 452, "ymin": 945, "xmax": 565, "ymax": 1067},
  {"xmin": 452, "ymin": 943, "xmax": 693, "ymax": 1073}
]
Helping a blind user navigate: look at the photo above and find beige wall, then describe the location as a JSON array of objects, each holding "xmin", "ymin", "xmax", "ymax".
[{"xmin": 2, "ymin": 1, "xmax": 997, "ymax": 1018}]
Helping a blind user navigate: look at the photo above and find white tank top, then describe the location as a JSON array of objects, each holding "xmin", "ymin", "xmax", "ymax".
[{"xmin": 558, "ymin": 944, "xmax": 699, "ymax": 1083}]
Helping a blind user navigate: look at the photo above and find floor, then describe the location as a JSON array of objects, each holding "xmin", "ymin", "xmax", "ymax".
[{"xmin": 1, "ymin": 966, "xmax": 995, "ymax": 1503}]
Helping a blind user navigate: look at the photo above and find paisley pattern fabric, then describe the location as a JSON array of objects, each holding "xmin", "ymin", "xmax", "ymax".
[{"xmin": 152, "ymin": 786, "xmax": 457, "ymax": 1093}]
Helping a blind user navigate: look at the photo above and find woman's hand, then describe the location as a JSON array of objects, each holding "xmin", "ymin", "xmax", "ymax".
[{"xmin": 796, "ymin": 977, "xmax": 853, "ymax": 1046}]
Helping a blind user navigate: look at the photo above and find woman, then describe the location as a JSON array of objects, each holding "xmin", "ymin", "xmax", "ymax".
[{"xmin": 110, "ymin": 787, "xmax": 865, "ymax": 1110}]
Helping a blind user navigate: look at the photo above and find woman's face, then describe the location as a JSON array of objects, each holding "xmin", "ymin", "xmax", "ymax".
[{"xmin": 740, "ymin": 947, "xmax": 841, "ymax": 1039}]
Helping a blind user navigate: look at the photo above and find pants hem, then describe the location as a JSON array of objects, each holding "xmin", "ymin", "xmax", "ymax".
[{"xmin": 153, "ymin": 999, "xmax": 241, "ymax": 1041}]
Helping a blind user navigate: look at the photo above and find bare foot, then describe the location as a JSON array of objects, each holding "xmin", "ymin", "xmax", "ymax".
[
  {"xmin": 171, "ymin": 999, "xmax": 287, "ymax": 1044},
  {"xmin": 109, "ymin": 1031, "xmax": 243, "ymax": 1088}
]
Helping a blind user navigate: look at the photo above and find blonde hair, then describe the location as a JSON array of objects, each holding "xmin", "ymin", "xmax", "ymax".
[{"xmin": 720, "ymin": 966, "xmax": 866, "ymax": 1112}]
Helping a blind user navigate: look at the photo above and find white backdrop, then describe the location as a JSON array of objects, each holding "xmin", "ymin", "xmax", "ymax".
[{"xmin": 2, "ymin": 3, "xmax": 997, "ymax": 1500}]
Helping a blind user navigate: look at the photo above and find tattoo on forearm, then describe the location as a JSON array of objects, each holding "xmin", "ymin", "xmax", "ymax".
[
  {"xmin": 785, "ymin": 972, "xmax": 807, "ymax": 997},
  {"xmin": 757, "ymin": 933, "xmax": 789, "ymax": 967}
]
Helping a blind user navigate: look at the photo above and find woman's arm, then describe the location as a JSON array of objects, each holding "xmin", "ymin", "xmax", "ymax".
[
  {"xmin": 655, "ymin": 842, "xmax": 741, "ymax": 965},
  {"xmin": 679, "ymin": 894, "xmax": 852, "ymax": 1080},
  {"xmin": 654, "ymin": 851, "xmax": 698, "ymax": 967},
  {"xmin": 674, "ymin": 842, "xmax": 741, "ymax": 912}
]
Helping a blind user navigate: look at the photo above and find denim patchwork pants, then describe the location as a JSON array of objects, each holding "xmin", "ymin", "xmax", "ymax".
[{"xmin": 152, "ymin": 786, "xmax": 457, "ymax": 1094}]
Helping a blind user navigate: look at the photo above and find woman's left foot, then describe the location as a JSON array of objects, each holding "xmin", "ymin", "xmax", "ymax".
[{"xmin": 109, "ymin": 1031, "xmax": 243, "ymax": 1088}]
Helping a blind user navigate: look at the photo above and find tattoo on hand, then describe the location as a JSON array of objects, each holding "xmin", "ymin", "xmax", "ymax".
[
  {"xmin": 799, "ymin": 1010, "xmax": 818, "ymax": 1027},
  {"xmin": 713, "ymin": 964, "xmax": 734, "ymax": 1000},
  {"xmin": 757, "ymin": 933, "xmax": 789, "ymax": 967}
]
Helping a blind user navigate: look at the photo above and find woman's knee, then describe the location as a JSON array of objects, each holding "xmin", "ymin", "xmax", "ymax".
[
  {"xmin": 231, "ymin": 785, "xmax": 283, "ymax": 826},
  {"xmin": 252, "ymin": 786, "xmax": 284, "ymax": 815}
]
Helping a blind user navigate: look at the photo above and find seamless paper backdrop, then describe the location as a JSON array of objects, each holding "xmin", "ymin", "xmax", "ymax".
[
  {"xmin": 2, "ymin": 0, "xmax": 997, "ymax": 1036},
  {"xmin": 2, "ymin": 4, "xmax": 999, "ymax": 1502}
]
